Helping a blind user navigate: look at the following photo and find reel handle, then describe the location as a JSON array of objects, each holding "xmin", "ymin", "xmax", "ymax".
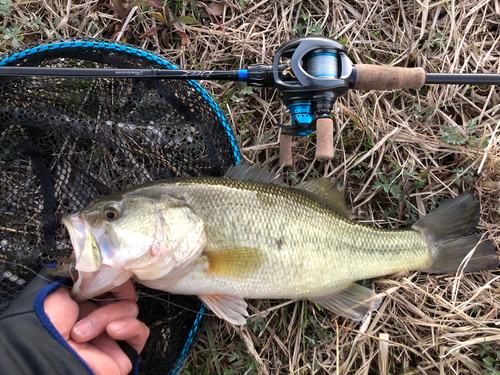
[
  {"xmin": 280, "ymin": 134, "xmax": 293, "ymax": 167},
  {"xmin": 314, "ymin": 117, "xmax": 334, "ymax": 159},
  {"xmin": 353, "ymin": 65, "xmax": 426, "ymax": 90}
]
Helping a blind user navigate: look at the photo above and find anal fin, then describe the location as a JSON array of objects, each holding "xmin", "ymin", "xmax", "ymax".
[
  {"xmin": 309, "ymin": 283, "xmax": 382, "ymax": 321},
  {"xmin": 199, "ymin": 294, "xmax": 249, "ymax": 325}
]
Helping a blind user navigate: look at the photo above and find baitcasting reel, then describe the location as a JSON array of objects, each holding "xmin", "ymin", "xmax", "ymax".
[
  {"xmin": 247, "ymin": 37, "xmax": 351, "ymax": 136},
  {"xmin": 1, "ymin": 36, "xmax": 499, "ymax": 166},
  {"xmin": 246, "ymin": 37, "xmax": 352, "ymax": 164}
]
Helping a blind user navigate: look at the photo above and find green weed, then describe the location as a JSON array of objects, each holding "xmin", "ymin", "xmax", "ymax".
[
  {"xmin": 413, "ymin": 103, "xmax": 435, "ymax": 121},
  {"xmin": 0, "ymin": 26, "xmax": 21, "ymax": 47},
  {"xmin": 293, "ymin": 10, "xmax": 323, "ymax": 37},
  {"xmin": 425, "ymin": 29, "xmax": 447, "ymax": 52},
  {"xmin": 451, "ymin": 167, "xmax": 474, "ymax": 187},
  {"xmin": 224, "ymin": 342, "xmax": 259, "ymax": 375},
  {"xmin": 372, "ymin": 167, "xmax": 405, "ymax": 202},
  {"xmin": 259, "ymin": 133, "xmax": 275, "ymax": 144},
  {"xmin": 144, "ymin": 4, "xmax": 200, "ymax": 47},
  {"xmin": 231, "ymin": 85, "xmax": 254, "ymax": 103},
  {"xmin": 287, "ymin": 171, "xmax": 299, "ymax": 184},
  {"xmin": 25, "ymin": 17, "xmax": 46, "ymax": 31},
  {"xmin": 349, "ymin": 169, "xmax": 363, "ymax": 179},
  {"xmin": 440, "ymin": 120, "xmax": 489, "ymax": 148},
  {"xmin": 0, "ymin": 0, "xmax": 11, "ymax": 17},
  {"xmin": 248, "ymin": 317, "xmax": 266, "ymax": 333},
  {"xmin": 372, "ymin": 164, "xmax": 434, "ymax": 223},
  {"xmin": 476, "ymin": 343, "xmax": 500, "ymax": 375}
]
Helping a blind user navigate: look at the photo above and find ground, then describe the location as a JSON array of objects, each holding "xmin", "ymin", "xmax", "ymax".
[{"xmin": 1, "ymin": 0, "xmax": 499, "ymax": 374}]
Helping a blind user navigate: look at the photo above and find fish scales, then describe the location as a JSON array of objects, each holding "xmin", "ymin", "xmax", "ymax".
[
  {"xmin": 163, "ymin": 178, "xmax": 431, "ymax": 298},
  {"xmin": 63, "ymin": 164, "xmax": 498, "ymax": 324}
]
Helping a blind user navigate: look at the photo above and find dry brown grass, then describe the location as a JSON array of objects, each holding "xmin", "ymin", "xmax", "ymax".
[{"xmin": 3, "ymin": 0, "xmax": 500, "ymax": 374}]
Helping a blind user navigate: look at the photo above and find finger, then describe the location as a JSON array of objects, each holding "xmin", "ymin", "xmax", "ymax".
[
  {"xmin": 92, "ymin": 292, "xmax": 116, "ymax": 307},
  {"xmin": 93, "ymin": 280, "xmax": 137, "ymax": 308},
  {"xmin": 107, "ymin": 317, "xmax": 150, "ymax": 354},
  {"xmin": 110, "ymin": 279, "xmax": 138, "ymax": 303},
  {"xmin": 77, "ymin": 300, "xmax": 99, "ymax": 320},
  {"xmin": 67, "ymin": 339, "xmax": 123, "ymax": 375},
  {"xmin": 44, "ymin": 287, "xmax": 79, "ymax": 339},
  {"xmin": 71, "ymin": 301, "xmax": 138, "ymax": 343},
  {"xmin": 88, "ymin": 334, "xmax": 132, "ymax": 375}
]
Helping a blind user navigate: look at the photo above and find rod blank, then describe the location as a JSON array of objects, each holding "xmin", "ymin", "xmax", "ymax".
[
  {"xmin": 0, "ymin": 67, "xmax": 241, "ymax": 81},
  {"xmin": 1, "ymin": 67, "xmax": 500, "ymax": 87},
  {"xmin": 425, "ymin": 73, "xmax": 500, "ymax": 85}
]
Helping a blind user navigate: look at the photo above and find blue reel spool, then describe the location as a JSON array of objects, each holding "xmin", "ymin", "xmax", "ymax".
[{"xmin": 306, "ymin": 51, "xmax": 339, "ymax": 79}]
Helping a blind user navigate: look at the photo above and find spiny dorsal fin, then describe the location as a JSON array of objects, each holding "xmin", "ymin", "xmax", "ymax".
[
  {"xmin": 294, "ymin": 179, "xmax": 351, "ymax": 218},
  {"xmin": 224, "ymin": 163, "xmax": 288, "ymax": 187}
]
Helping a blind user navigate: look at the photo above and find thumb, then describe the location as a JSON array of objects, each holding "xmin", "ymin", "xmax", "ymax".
[{"xmin": 44, "ymin": 287, "xmax": 80, "ymax": 340}]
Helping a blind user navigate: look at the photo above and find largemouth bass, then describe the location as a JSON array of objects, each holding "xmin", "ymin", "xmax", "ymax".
[{"xmin": 63, "ymin": 164, "xmax": 499, "ymax": 324}]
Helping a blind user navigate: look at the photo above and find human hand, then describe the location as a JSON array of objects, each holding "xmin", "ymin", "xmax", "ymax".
[{"xmin": 44, "ymin": 280, "xmax": 149, "ymax": 375}]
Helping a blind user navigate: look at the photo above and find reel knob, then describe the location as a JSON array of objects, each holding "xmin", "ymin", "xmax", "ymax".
[
  {"xmin": 315, "ymin": 117, "xmax": 334, "ymax": 159},
  {"xmin": 280, "ymin": 134, "xmax": 293, "ymax": 167}
]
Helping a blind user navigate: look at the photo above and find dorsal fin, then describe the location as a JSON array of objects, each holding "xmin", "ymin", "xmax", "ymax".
[
  {"xmin": 294, "ymin": 179, "xmax": 351, "ymax": 218},
  {"xmin": 224, "ymin": 163, "xmax": 288, "ymax": 187}
]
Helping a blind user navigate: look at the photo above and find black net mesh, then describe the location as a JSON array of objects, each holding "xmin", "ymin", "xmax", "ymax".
[{"xmin": 0, "ymin": 38, "xmax": 239, "ymax": 374}]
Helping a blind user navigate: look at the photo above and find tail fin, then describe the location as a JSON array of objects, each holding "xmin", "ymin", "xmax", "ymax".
[{"xmin": 413, "ymin": 191, "xmax": 498, "ymax": 273}]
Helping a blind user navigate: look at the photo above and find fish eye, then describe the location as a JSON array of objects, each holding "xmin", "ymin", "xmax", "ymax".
[{"xmin": 103, "ymin": 207, "xmax": 120, "ymax": 221}]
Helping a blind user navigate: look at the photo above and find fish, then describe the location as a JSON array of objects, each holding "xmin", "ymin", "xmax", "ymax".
[{"xmin": 62, "ymin": 164, "xmax": 499, "ymax": 325}]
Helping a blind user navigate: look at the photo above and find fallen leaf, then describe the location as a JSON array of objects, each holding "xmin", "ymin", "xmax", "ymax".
[
  {"xmin": 480, "ymin": 180, "xmax": 500, "ymax": 189},
  {"xmin": 130, "ymin": 1, "xmax": 160, "ymax": 7},
  {"xmin": 139, "ymin": 26, "xmax": 160, "ymax": 38},
  {"xmin": 161, "ymin": 29, "xmax": 170, "ymax": 46},
  {"xmin": 416, "ymin": 167, "xmax": 431, "ymax": 180},
  {"xmin": 208, "ymin": 2, "xmax": 224, "ymax": 16},
  {"xmin": 174, "ymin": 30, "xmax": 189, "ymax": 46},
  {"xmin": 150, "ymin": 11, "xmax": 166, "ymax": 24},
  {"xmin": 172, "ymin": 16, "xmax": 200, "ymax": 25}
]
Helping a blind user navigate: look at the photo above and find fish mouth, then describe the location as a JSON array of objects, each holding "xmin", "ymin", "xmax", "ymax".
[
  {"xmin": 62, "ymin": 213, "xmax": 101, "ymax": 273},
  {"xmin": 62, "ymin": 214, "xmax": 86, "ymax": 261},
  {"xmin": 71, "ymin": 265, "xmax": 134, "ymax": 302},
  {"xmin": 63, "ymin": 213, "xmax": 132, "ymax": 301}
]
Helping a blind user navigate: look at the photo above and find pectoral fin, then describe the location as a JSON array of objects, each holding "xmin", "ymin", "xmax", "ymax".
[
  {"xmin": 309, "ymin": 283, "xmax": 382, "ymax": 321},
  {"xmin": 198, "ymin": 294, "xmax": 249, "ymax": 325},
  {"xmin": 205, "ymin": 248, "xmax": 262, "ymax": 279}
]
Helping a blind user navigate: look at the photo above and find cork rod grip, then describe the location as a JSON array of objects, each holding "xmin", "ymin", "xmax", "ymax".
[
  {"xmin": 315, "ymin": 118, "xmax": 334, "ymax": 160},
  {"xmin": 353, "ymin": 65, "xmax": 426, "ymax": 91}
]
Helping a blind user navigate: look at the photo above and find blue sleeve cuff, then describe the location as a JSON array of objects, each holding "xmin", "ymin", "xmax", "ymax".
[
  {"xmin": 33, "ymin": 267, "xmax": 96, "ymax": 374},
  {"xmin": 34, "ymin": 265, "xmax": 139, "ymax": 375}
]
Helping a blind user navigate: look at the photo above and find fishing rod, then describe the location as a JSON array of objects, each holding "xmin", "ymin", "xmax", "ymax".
[
  {"xmin": 1, "ymin": 37, "xmax": 499, "ymax": 166},
  {"xmin": 3, "ymin": 61, "xmax": 500, "ymax": 84}
]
